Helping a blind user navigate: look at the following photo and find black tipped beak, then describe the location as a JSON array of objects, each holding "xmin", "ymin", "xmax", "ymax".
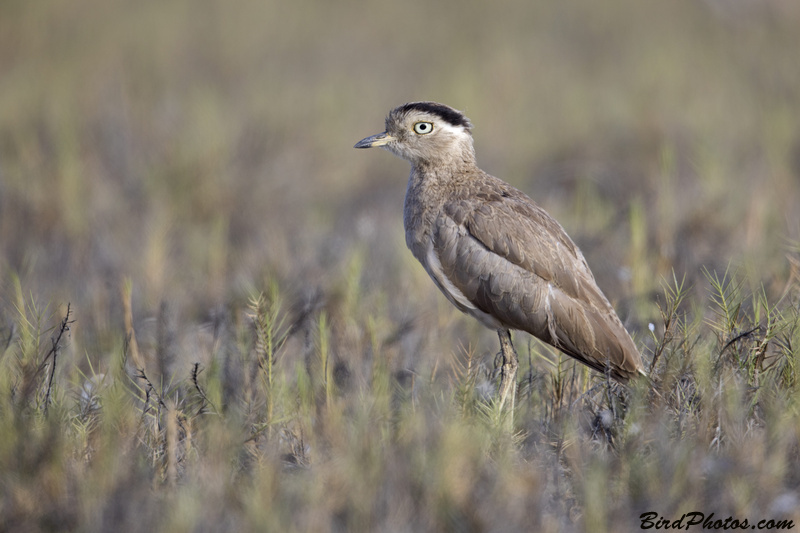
[{"xmin": 354, "ymin": 132, "xmax": 394, "ymax": 149}]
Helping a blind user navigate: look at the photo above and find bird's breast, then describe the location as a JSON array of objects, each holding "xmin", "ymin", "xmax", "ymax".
[{"xmin": 403, "ymin": 178, "xmax": 438, "ymax": 261}]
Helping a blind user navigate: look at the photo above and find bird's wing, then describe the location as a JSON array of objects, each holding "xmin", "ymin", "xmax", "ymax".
[{"xmin": 432, "ymin": 182, "xmax": 643, "ymax": 379}]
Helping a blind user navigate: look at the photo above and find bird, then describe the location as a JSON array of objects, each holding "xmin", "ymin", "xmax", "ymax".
[{"xmin": 354, "ymin": 102, "xmax": 645, "ymax": 409}]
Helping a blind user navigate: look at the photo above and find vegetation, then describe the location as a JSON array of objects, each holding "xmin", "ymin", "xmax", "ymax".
[{"xmin": 1, "ymin": 0, "xmax": 800, "ymax": 531}]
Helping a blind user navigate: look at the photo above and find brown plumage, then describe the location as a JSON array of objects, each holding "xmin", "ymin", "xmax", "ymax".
[{"xmin": 355, "ymin": 102, "xmax": 645, "ymax": 407}]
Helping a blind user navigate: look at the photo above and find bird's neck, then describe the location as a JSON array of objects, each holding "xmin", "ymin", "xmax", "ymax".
[
  {"xmin": 404, "ymin": 159, "xmax": 474, "ymax": 224},
  {"xmin": 408, "ymin": 138, "xmax": 476, "ymax": 171},
  {"xmin": 412, "ymin": 154, "xmax": 478, "ymax": 181}
]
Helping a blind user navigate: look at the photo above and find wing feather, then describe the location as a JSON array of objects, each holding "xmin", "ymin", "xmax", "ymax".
[{"xmin": 431, "ymin": 176, "xmax": 643, "ymax": 380}]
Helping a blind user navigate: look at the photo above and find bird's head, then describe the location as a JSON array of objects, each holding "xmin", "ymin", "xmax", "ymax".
[{"xmin": 355, "ymin": 102, "xmax": 475, "ymax": 167}]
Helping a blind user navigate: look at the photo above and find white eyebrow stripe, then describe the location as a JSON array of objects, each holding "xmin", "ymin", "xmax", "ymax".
[{"xmin": 429, "ymin": 121, "xmax": 468, "ymax": 137}]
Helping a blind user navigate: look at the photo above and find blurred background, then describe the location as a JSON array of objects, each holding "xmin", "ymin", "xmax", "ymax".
[
  {"xmin": 2, "ymin": 0, "xmax": 800, "ymax": 379},
  {"xmin": 2, "ymin": 0, "xmax": 800, "ymax": 530}
]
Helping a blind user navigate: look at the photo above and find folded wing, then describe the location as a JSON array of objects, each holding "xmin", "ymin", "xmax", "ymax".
[{"xmin": 430, "ymin": 179, "xmax": 643, "ymax": 381}]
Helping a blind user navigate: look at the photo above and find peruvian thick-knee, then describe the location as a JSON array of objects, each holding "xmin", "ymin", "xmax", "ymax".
[{"xmin": 355, "ymin": 102, "xmax": 645, "ymax": 405}]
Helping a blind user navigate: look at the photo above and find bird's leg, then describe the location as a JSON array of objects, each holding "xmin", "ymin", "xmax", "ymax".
[{"xmin": 496, "ymin": 329, "xmax": 519, "ymax": 411}]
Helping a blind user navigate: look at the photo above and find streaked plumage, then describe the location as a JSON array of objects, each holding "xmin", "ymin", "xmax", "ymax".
[{"xmin": 355, "ymin": 102, "xmax": 645, "ymax": 406}]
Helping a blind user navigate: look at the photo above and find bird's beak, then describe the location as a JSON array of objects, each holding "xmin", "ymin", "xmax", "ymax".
[{"xmin": 354, "ymin": 132, "xmax": 394, "ymax": 149}]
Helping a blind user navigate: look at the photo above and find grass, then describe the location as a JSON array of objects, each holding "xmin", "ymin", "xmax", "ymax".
[
  {"xmin": 4, "ymin": 270, "xmax": 799, "ymax": 531},
  {"xmin": 2, "ymin": 0, "xmax": 800, "ymax": 531}
]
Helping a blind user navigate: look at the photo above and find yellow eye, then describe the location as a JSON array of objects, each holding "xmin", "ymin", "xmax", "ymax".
[{"xmin": 413, "ymin": 122, "xmax": 434, "ymax": 135}]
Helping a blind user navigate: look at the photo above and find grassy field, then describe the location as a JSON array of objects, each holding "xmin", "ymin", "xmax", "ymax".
[{"xmin": 2, "ymin": 0, "xmax": 800, "ymax": 531}]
